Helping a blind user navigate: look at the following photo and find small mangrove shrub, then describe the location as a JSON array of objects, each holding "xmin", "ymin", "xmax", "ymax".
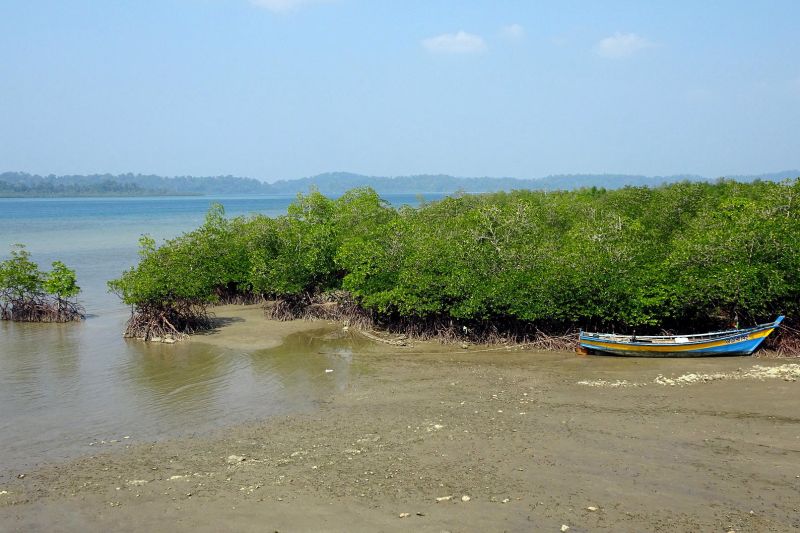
[{"xmin": 0, "ymin": 245, "xmax": 84, "ymax": 322}]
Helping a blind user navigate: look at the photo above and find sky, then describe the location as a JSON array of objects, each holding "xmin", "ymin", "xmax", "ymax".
[{"xmin": 1, "ymin": 0, "xmax": 799, "ymax": 181}]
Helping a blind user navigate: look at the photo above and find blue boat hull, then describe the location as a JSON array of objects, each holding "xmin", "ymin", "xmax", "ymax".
[{"xmin": 579, "ymin": 317, "xmax": 783, "ymax": 358}]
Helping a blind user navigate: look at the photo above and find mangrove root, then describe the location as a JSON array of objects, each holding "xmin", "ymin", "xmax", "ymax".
[
  {"xmin": 264, "ymin": 291, "xmax": 374, "ymax": 329},
  {"xmin": 262, "ymin": 291, "xmax": 579, "ymax": 350},
  {"xmin": 0, "ymin": 296, "xmax": 84, "ymax": 323},
  {"xmin": 123, "ymin": 302, "xmax": 212, "ymax": 342}
]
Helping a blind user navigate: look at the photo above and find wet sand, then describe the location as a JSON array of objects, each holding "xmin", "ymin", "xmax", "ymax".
[
  {"xmin": 1, "ymin": 307, "xmax": 799, "ymax": 532},
  {"xmin": 188, "ymin": 304, "xmax": 325, "ymax": 351}
]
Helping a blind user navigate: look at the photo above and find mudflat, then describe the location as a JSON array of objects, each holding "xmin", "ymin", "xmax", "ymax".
[{"xmin": 1, "ymin": 307, "xmax": 798, "ymax": 532}]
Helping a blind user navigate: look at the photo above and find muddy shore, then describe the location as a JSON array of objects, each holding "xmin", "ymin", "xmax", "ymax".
[{"xmin": 1, "ymin": 306, "xmax": 799, "ymax": 532}]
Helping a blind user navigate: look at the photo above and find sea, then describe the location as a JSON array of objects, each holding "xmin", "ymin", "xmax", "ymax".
[{"xmin": 0, "ymin": 194, "xmax": 440, "ymax": 475}]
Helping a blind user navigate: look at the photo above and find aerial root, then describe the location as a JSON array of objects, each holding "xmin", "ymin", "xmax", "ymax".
[
  {"xmin": 123, "ymin": 302, "xmax": 212, "ymax": 341},
  {"xmin": 261, "ymin": 292, "xmax": 579, "ymax": 349},
  {"xmin": 0, "ymin": 296, "xmax": 84, "ymax": 323}
]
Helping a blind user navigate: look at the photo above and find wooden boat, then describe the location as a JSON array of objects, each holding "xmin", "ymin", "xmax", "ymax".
[{"xmin": 579, "ymin": 316, "xmax": 784, "ymax": 357}]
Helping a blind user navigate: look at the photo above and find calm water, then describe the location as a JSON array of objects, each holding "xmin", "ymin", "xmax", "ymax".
[{"xmin": 0, "ymin": 194, "xmax": 440, "ymax": 474}]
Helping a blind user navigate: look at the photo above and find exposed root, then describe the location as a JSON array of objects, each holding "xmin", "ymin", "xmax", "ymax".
[
  {"xmin": 259, "ymin": 291, "xmax": 796, "ymax": 355},
  {"xmin": 359, "ymin": 316, "xmax": 578, "ymax": 351},
  {"xmin": 264, "ymin": 292, "xmax": 374, "ymax": 329},
  {"xmin": 0, "ymin": 296, "xmax": 84, "ymax": 322},
  {"xmin": 760, "ymin": 326, "xmax": 800, "ymax": 358},
  {"xmin": 263, "ymin": 296, "xmax": 306, "ymax": 321},
  {"xmin": 213, "ymin": 288, "xmax": 264, "ymax": 306},
  {"xmin": 123, "ymin": 301, "xmax": 212, "ymax": 342},
  {"xmin": 262, "ymin": 291, "xmax": 579, "ymax": 350}
]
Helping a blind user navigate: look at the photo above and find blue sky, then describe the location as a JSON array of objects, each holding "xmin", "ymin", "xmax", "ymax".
[{"xmin": 1, "ymin": 0, "xmax": 798, "ymax": 180}]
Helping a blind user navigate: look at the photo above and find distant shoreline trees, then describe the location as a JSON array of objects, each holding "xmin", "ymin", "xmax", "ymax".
[
  {"xmin": 0, "ymin": 245, "xmax": 84, "ymax": 322},
  {"xmin": 0, "ymin": 179, "xmax": 195, "ymax": 197},
  {"xmin": 3, "ymin": 169, "xmax": 800, "ymax": 198}
]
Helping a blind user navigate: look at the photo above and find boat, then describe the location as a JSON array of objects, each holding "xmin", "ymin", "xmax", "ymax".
[{"xmin": 578, "ymin": 316, "xmax": 784, "ymax": 357}]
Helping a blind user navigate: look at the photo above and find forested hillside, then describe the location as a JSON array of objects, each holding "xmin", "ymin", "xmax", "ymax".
[{"xmin": 4, "ymin": 170, "xmax": 797, "ymax": 197}]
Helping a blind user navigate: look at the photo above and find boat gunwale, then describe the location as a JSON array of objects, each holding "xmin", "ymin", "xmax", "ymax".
[{"xmin": 580, "ymin": 317, "xmax": 783, "ymax": 348}]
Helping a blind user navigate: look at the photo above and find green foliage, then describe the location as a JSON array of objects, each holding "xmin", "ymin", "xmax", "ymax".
[
  {"xmin": 43, "ymin": 261, "xmax": 81, "ymax": 300},
  {"xmin": 247, "ymin": 188, "xmax": 396, "ymax": 297},
  {"xmin": 0, "ymin": 245, "xmax": 83, "ymax": 321},
  {"xmin": 0, "ymin": 245, "xmax": 43, "ymax": 300},
  {"xmin": 112, "ymin": 179, "xmax": 800, "ymax": 332},
  {"xmin": 108, "ymin": 234, "xmax": 216, "ymax": 307}
]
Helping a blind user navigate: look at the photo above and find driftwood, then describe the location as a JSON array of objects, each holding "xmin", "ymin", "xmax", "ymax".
[{"xmin": 356, "ymin": 329, "xmax": 409, "ymax": 346}]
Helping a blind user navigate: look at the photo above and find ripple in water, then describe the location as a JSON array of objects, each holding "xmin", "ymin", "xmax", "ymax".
[{"xmin": 1, "ymin": 195, "xmax": 438, "ymax": 475}]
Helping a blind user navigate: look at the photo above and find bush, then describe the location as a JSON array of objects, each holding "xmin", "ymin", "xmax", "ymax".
[
  {"xmin": 111, "ymin": 180, "xmax": 800, "ymax": 341},
  {"xmin": 0, "ymin": 245, "xmax": 84, "ymax": 322}
]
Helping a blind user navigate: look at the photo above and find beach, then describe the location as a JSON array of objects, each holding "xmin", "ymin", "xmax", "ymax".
[{"xmin": 1, "ymin": 306, "xmax": 798, "ymax": 532}]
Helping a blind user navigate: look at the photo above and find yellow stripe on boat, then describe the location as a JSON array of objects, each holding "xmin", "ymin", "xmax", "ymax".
[{"xmin": 585, "ymin": 328, "xmax": 775, "ymax": 353}]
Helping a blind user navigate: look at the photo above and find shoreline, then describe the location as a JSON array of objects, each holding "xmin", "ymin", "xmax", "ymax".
[
  {"xmin": 188, "ymin": 304, "xmax": 338, "ymax": 351},
  {"xmin": 2, "ymin": 306, "xmax": 799, "ymax": 531}
]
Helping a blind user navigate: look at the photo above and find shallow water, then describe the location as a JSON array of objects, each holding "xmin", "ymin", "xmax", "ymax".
[
  {"xmin": 0, "ymin": 322, "xmax": 364, "ymax": 473},
  {"xmin": 0, "ymin": 194, "xmax": 438, "ymax": 473},
  {"xmin": 0, "ymin": 194, "xmax": 784, "ymax": 475}
]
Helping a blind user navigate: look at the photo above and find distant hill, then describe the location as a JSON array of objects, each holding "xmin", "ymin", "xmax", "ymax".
[
  {"xmin": 0, "ymin": 177, "xmax": 187, "ymax": 197},
  {"xmin": 271, "ymin": 172, "xmax": 704, "ymax": 195},
  {"xmin": 1, "ymin": 170, "xmax": 797, "ymax": 197}
]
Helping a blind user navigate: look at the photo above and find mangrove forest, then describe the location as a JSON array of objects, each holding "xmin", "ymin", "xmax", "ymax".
[{"xmin": 109, "ymin": 179, "xmax": 800, "ymax": 352}]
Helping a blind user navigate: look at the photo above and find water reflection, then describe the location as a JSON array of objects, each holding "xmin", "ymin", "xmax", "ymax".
[
  {"xmin": 0, "ymin": 195, "xmax": 439, "ymax": 475},
  {"xmin": 0, "ymin": 321, "xmax": 81, "ymax": 386},
  {"xmin": 0, "ymin": 321, "xmax": 367, "ymax": 475},
  {"xmin": 248, "ymin": 327, "xmax": 372, "ymax": 397},
  {"xmin": 123, "ymin": 341, "xmax": 224, "ymax": 401}
]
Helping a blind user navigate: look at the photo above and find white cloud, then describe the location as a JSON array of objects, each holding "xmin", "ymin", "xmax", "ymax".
[
  {"xmin": 501, "ymin": 24, "xmax": 525, "ymax": 41},
  {"xmin": 249, "ymin": 0, "xmax": 325, "ymax": 13},
  {"xmin": 595, "ymin": 32, "xmax": 652, "ymax": 59},
  {"xmin": 422, "ymin": 31, "xmax": 487, "ymax": 54}
]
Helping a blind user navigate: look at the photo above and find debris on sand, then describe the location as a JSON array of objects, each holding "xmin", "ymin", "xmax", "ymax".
[
  {"xmin": 576, "ymin": 379, "xmax": 635, "ymax": 388},
  {"xmin": 655, "ymin": 364, "xmax": 800, "ymax": 385},
  {"xmin": 578, "ymin": 364, "xmax": 800, "ymax": 388}
]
